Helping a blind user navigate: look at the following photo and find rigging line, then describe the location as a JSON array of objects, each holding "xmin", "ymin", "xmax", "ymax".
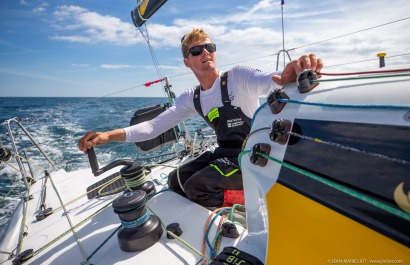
[
  {"xmin": 137, "ymin": 24, "xmax": 165, "ymax": 79},
  {"xmin": 289, "ymin": 16, "xmax": 410, "ymax": 50},
  {"xmin": 99, "ymin": 84, "xmax": 146, "ymax": 97},
  {"xmin": 286, "ymin": 131, "xmax": 410, "ymax": 165},
  {"xmin": 325, "ymin": 52, "xmax": 410, "ymax": 68},
  {"xmin": 166, "ymin": 53, "xmax": 279, "ymax": 80}
]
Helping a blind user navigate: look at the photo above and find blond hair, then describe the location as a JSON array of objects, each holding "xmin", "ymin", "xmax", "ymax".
[{"xmin": 181, "ymin": 28, "xmax": 212, "ymax": 58}]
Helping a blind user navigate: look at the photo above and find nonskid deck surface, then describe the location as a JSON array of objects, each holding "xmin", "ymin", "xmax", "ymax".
[{"xmin": 0, "ymin": 156, "xmax": 247, "ymax": 265}]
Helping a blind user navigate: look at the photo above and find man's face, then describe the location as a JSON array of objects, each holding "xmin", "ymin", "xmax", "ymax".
[{"xmin": 184, "ymin": 38, "xmax": 217, "ymax": 75}]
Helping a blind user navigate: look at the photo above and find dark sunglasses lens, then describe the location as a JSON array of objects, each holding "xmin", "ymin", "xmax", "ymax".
[
  {"xmin": 190, "ymin": 46, "xmax": 204, "ymax": 56},
  {"xmin": 205, "ymin": 43, "xmax": 216, "ymax": 52}
]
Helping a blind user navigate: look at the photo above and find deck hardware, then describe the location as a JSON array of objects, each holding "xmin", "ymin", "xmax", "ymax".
[
  {"xmin": 269, "ymin": 119, "xmax": 292, "ymax": 145},
  {"xmin": 166, "ymin": 223, "xmax": 183, "ymax": 239},
  {"xmin": 87, "ymin": 147, "xmax": 134, "ymax": 177},
  {"xmin": 24, "ymin": 195, "xmax": 34, "ymax": 202},
  {"xmin": 112, "ymin": 190, "xmax": 163, "ymax": 252},
  {"xmin": 221, "ymin": 222, "xmax": 239, "ymax": 238},
  {"xmin": 377, "ymin": 52, "xmax": 386, "ymax": 68},
  {"xmin": 120, "ymin": 162, "xmax": 156, "ymax": 196},
  {"xmin": 250, "ymin": 143, "xmax": 271, "ymax": 167},
  {"xmin": 267, "ymin": 88, "xmax": 290, "ymax": 114},
  {"xmin": 12, "ymin": 249, "xmax": 33, "ymax": 264},
  {"xmin": 297, "ymin": 69, "xmax": 319, "ymax": 93},
  {"xmin": 36, "ymin": 207, "xmax": 53, "ymax": 221}
]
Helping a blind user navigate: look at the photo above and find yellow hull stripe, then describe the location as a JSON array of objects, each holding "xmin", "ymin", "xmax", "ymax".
[{"xmin": 266, "ymin": 183, "xmax": 409, "ymax": 264}]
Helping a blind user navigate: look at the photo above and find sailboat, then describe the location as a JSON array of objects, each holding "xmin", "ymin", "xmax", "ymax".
[{"xmin": 0, "ymin": 0, "xmax": 409, "ymax": 264}]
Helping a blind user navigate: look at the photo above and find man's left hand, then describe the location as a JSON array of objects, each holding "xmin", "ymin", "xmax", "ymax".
[{"xmin": 272, "ymin": 54, "xmax": 323, "ymax": 86}]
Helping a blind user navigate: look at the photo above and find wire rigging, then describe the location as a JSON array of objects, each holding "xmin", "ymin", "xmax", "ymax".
[{"xmin": 288, "ymin": 16, "xmax": 410, "ymax": 51}]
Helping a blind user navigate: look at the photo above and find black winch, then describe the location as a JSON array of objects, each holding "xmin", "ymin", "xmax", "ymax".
[
  {"xmin": 120, "ymin": 162, "xmax": 156, "ymax": 196},
  {"xmin": 112, "ymin": 190, "xmax": 163, "ymax": 252}
]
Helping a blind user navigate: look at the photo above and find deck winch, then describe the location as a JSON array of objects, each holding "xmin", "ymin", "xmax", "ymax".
[
  {"xmin": 112, "ymin": 190, "xmax": 163, "ymax": 252},
  {"xmin": 120, "ymin": 162, "xmax": 156, "ymax": 196}
]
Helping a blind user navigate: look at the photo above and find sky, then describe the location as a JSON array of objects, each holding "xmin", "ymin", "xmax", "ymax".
[{"xmin": 0, "ymin": 0, "xmax": 409, "ymax": 97}]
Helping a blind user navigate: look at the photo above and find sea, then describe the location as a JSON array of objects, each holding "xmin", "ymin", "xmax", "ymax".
[{"xmin": 0, "ymin": 97, "xmax": 206, "ymax": 241}]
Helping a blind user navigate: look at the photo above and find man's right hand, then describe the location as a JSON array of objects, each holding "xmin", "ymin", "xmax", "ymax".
[
  {"xmin": 78, "ymin": 132, "xmax": 108, "ymax": 154},
  {"xmin": 78, "ymin": 129, "xmax": 127, "ymax": 154}
]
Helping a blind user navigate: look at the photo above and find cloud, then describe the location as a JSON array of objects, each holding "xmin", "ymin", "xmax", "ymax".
[
  {"xmin": 71, "ymin": 63, "xmax": 90, "ymax": 67},
  {"xmin": 33, "ymin": 7, "xmax": 46, "ymax": 13},
  {"xmin": 101, "ymin": 64, "xmax": 133, "ymax": 69},
  {"xmin": 50, "ymin": 5, "xmax": 143, "ymax": 46},
  {"xmin": 48, "ymin": 1, "xmax": 410, "ymax": 72}
]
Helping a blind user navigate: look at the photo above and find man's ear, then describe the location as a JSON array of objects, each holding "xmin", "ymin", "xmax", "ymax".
[{"xmin": 184, "ymin": 57, "xmax": 190, "ymax": 68}]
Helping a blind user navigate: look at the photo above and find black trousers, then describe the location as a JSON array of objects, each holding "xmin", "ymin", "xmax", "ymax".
[{"xmin": 167, "ymin": 149, "xmax": 243, "ymax": 207}]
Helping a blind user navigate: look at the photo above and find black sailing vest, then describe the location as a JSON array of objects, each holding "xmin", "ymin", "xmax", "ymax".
[{"xmin": 193, "ymin": 72, "xmax": 251, "ymax": 149}]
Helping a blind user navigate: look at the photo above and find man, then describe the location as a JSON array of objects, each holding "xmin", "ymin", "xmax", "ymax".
[{"xmin": 78, "ymin": 28, "xmax": 323, "ymax": 207}]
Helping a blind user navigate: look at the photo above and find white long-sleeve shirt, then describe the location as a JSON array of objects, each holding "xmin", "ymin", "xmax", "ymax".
[{"xmin": 124, "ymin": 66, "xmax": 280, "ymax": 142}]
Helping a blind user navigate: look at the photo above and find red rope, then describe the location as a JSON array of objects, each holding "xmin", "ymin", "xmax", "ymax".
[{"xmin": 318, "ymin": 68, "xmax": 410, "ymax": 76}]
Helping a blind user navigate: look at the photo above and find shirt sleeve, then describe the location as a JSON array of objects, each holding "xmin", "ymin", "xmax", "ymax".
[
  {"xmin": 230, "ymin": 66, "xmax": 282, "ymax": 97},
  {"xmin": 123, "ymin": 90, "xmax": 197, "ymax": 142}
]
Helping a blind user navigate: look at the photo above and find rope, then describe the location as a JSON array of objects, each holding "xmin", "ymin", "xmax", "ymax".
[
  {"xmin": 80, "ymin": 225, "xmax": 121, "ymax": 265},
  {"xmin": 146, "ymin": 203, "xmax": 206, "ymax": 260},
  {"xmin": 277, "ymin": 98, "xmax": 410, "ymax": 110},
  {"xmin": 58, "ymin": 175, "xmax": 122, "ymax": 215},
  {"xmin": 311, "ymin": 72, "xmax": 410, "ymax": 83},
  {"xmin": 202, "ymin": 207, "xmax": 231, "ymax": 263},
  {"xmin": 211, "ymin": 216, "xmax": 225, "ymax": 260},
  {"xmin": 23, "ymin": 200, "xmax": 114, "ymax": 261},
  {"xmin": 120, "ymin": 169, "xmax": 146, "ymax": 190},
  {"xmin": 119, "ymin": 211, "xmax": 150, "ymax": 229},
  {"xmin": 286, "ymin": 131, "xmax": 410, "ymax": 165},
  {"xmin": 318, "ymin": 68, "xmax": 410, "ymax": 76}
]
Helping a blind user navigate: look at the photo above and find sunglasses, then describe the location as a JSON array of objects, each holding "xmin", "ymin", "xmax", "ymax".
[{"xmin": 185, "ymin": 43, "xmax": 216, "ymax": 58}]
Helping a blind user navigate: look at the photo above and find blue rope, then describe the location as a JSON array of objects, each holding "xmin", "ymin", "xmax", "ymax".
[
  {"xmin": 205, "ymin": 208, "xmax": 231, "ymax": 258},
  {"xmin": 120, "ymin": 210, "xmax": 151, "ymax": 229},
  {"xmin": 250, "ymin": 101, "xmax": 268, "ymax": 128},
  {"xmin": 277, "ymin": 98, "xmax": 410, "ymax": 110}
]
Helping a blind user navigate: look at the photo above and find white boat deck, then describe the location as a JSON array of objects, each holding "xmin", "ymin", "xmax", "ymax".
[{"xmin": 0, "ymin": 156, "xmax": 252, "ymax": 265}]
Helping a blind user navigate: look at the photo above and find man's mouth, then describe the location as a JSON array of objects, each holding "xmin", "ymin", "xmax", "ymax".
[{"xmin": 202, "ymin": 59, "xmax": 212, "ymax": 63}]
